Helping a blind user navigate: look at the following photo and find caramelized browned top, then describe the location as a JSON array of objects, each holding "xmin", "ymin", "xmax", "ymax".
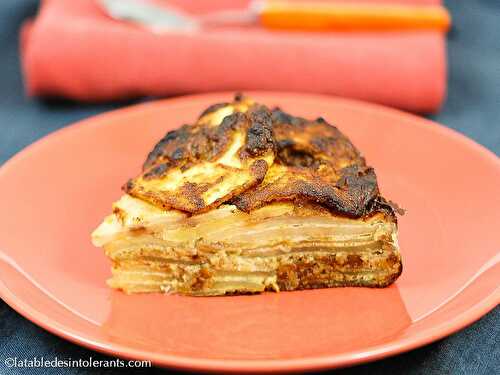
[
  {"xmin": 124, "ymin": 94, "xmax": 398, "ymax": 218},
  {"xmin": 125, "ymin": 98, "xmax": 275, "ymax": 213},
  {"xmin": 142, "ymin": 97, "xmax": 273, "ymax": 171},
  {"xmin": 231, "ymin": 109, "xmax": 380, "ymax": 217}
]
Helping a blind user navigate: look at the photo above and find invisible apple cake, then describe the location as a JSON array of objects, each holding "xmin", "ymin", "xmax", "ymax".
[{"xmin": 92, "ymin": 94, "xmax": 403, "ymax": 296}]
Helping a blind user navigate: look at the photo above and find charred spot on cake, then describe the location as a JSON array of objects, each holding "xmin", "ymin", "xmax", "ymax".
[
  {"xmin": 384, "ymin": 199, "xmax": 406, "ymax": 216},
  {"xmin": 311, "ymin": 136, "xmax": 334, "ymax": 153},
  {"xmin": 180, "ymin": 182, "xmax": 209, "ymax": 205},
  {"xmin": 364, "ymin": 196, "xmax": 403, "ymax": 222},
  {"xmin": 271, "ymin": 107, "xmax": 305, "ymax": 126},
  {"xmin": 277, "ymin": 146, "xmax": 321, "ymax": 169},
  {"xmin": 232, "ymin": 167, "xmax": 381, "ymax": 218},
  {"xmin": 249, "ymin": 159, "xmax": 269, "ymax": 181},
  {"xmin": 142, "ymin": 162, "xmax": 172, "ymax": 180},
  {"xmin": 143, "ymin": 125, "xmax": 192, "ymax": 170},
  {"xmin": 242, "ymin": 106, "xmax": 276, "ymax": 158},
  {"xmin": 271, "ymin": 110, "xmax": 363, "ymax": 165},
  {"xmin": 171, "ymin": 147, "xmax": 185, "ymax": 161}
]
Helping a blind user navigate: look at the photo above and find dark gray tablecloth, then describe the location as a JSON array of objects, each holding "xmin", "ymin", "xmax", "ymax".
[{"xmin": 0, "ymin": 1, "xmax": 498, "ymax": 374}]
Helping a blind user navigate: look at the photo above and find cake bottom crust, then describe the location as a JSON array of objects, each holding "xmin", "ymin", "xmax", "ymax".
[{"xmin": 107, "ymin": 249, "xmax": 402, "ymax": 296}]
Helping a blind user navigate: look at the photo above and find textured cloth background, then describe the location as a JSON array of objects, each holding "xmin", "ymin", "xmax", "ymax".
[
  {"xmin": 20, "ymin": 0, "xmax": 446, "ymax": 112},
  {"xmin": 0, "ymin": 0, "xmax": 499, "ymax": 374}
]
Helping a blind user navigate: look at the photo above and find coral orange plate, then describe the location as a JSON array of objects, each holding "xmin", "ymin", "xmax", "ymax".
[{"xmin": 0, "ymin": 93, "xmax": 498, "ymax": 373}]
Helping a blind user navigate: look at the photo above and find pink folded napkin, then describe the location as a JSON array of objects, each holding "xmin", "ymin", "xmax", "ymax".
[{"xmin": 21, "ymin": 0, "xmax": 446, "ymax": 112}]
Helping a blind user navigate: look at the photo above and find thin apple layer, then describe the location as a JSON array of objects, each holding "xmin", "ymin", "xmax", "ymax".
[{"xmin": 92, "ymin": 194, "xmax": 401, "ymax": 295}]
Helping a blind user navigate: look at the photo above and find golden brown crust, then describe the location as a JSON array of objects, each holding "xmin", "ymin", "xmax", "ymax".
[
  {"xmin": 125, "ymin": 103, "xmax": 276, "ymax": 213},
  {"xmin": 231, "ymin": 108, "xmax": 381, "ymax": 218},
  {"xmin": 271, "ymin": 109, "xmax": 364, "ymax": 170},
  {"xmin": 142, "ymin": 96, "xmax": 263, "ymax": 171},
  {"xmin": 125, "ymin": 94, "xmax": 400, "ymax": 219}
]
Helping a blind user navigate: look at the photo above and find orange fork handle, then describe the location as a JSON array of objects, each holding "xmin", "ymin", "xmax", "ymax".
[{"xmin": 259, "ymin": 1, "xmax": 451, "ymax": 32}]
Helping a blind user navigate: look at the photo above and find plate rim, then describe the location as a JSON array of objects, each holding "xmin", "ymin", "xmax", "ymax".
[
  {"xmin": 0, "ymin": 278, "xmax": 498, "ymax": 373},
  {"xmin": 0, "ymin": 91, "xmax": 499, "ymax": 373}
]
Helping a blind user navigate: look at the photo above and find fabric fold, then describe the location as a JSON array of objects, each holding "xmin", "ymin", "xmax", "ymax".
[{"xmin": 20, "ymin": 0, "xmax": 446, "ymax": 112}]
